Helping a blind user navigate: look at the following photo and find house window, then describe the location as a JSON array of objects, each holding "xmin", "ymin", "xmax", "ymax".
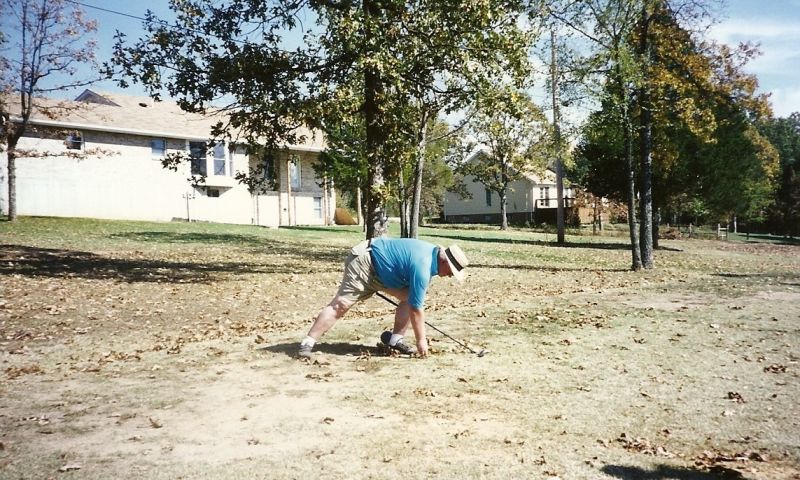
[
  {"xmin": 66, "ymin": 131, "xmax": 83, "ymax": 150},
  {"xmin": 206, "ymin": 188, "xmax": 220, "ymax": 198},
  {"xmin": 189, "ymin": 141, "xmax": 207, "ymax": 176},
  {"xmin": 151, "ymin": 138, "xmax": 166, "ymax": 158},
  {"xmin": 485, "ymin": 189, "xmax": 492, "ymax": 207},
  {"xmin": 289, "ymin": 157, "xmax": 301, "ymax": 190},
  {"xmin": 313, "ymin": 197, "xmax": 322, "ymax": 218},
  {"xmin": 540, "ymin": 187, "xmax": 550, "ymax": 207},
  {"xmin": 227, "ymin": 145, "xmax": 235, "ymax": 177},
  {"xmin": 262, "ymin": 153, "xmax": 276, "ymax": 183},
  {"xmin": 213, "ymin": 142, "xmax": 226, "ymax": 176}
]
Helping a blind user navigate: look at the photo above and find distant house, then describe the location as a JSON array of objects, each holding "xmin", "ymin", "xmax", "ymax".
[
  {"xmin": 443, "ymin": 148, "xmax": 577, "ymax": 225},
  {"xmin": 0, "ymin": 89, "xmax": 334, "ymax": 227}
]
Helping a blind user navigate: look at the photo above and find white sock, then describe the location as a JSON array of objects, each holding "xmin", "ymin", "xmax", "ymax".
[
  {"xmin": 389, "ymin": 333, "xmax": 404, "ymax": 346},
  {"xmin": 300, "ymin": 336, "xmax": 316, "ymax": 347}
]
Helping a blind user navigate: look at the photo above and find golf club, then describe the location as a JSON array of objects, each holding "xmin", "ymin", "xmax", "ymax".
[{"xmin": 376, "ymin": 291, "xmax": 487, "ymax": 357}]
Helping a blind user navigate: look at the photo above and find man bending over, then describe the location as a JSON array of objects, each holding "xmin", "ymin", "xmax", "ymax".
[{"xmin": 298, "ymin": 237, "xmax": 468, "ymax": 358}]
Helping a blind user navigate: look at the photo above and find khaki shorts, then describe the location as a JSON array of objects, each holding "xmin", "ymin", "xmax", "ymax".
[{"xmin": 336, "ymin": 240, "xmax": 385, "ymax": 305}]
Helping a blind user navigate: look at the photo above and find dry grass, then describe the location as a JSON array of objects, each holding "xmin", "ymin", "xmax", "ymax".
[{"xmin": 1, "ymin": 217, "xmax": 799, "ymax": 479}]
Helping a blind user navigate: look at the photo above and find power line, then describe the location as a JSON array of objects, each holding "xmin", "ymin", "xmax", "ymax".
[
  {"xmin": 63, "ymin": 0, "xmax": 251, "ymax": 46},
  {"xmin": 65, "ymin": 0, "xmax": 170, "ymax": 28}
]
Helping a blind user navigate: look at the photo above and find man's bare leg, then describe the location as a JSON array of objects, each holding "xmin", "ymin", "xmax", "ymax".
[
  {"xmin": 382, "ymin": 287, "xmax": 411, "ymax": 335},
  {"xmin": 298, "ymin": 296, "xmax": 354, "ymax": 358},
  {"xmin": 307, "ymin": 296, "xmax": 354, "ymax": 340}
]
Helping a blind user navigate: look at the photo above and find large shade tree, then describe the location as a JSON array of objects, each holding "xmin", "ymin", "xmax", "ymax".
[
  {"xmin": 758, "ymin": 113, "xmax": 800, "ymax": 237},
  {"xmin": 107, "ymin": 0, "xmax": 533, "ymax": 238},
  {"xmin": 571, "ymin": 11, "xmax": 778, "ymax": 244},
  {"xmin": 458, "ymin": 89, "xmax": 550, "ymax": 231},
  {"xmin": 562, "ymin": 0, "xmax": 777, "ymax": 267}
]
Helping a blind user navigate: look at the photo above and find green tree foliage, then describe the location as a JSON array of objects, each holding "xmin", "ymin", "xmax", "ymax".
[
  {"xmin": 389, "ymin": 118, "xmax": 457, "ymax": 228},
  {"xmin": 1, "ymin": 0, "xmax": 99, "ymax": 221},
  {"xmin": 312, "ymin": 83, "xmax": 368, "ymax": 220},
  {"xmin": 570, "ymin": 0, "xmax": 779, "ymax": 259},
  {"xmin": 458, "ymin": 89, "xmax": 550, "ymax": 230},
  {"xmin": 574, "ymin": 31, "xmax": 779, "ymax": 230},
  {"xmin": 758, "ymin": 113, "xmax": 800, "ymax": 236},
  {"xmin": 107, "ymin": 0, "xmax": 533, "ymax": 238}
]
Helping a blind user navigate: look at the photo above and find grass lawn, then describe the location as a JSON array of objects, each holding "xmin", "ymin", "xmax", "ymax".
[{"xmin": 1, "ymin": 216, "xmax": 799, "ymax": 479}]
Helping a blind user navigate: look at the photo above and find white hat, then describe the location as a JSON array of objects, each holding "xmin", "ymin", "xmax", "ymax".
[{"xmin": 442, "ymin": 244, "xmax": 469, "ymax": 281}]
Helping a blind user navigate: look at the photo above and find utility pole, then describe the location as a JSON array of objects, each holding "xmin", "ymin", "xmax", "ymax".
[{"xmin": 550, "ymin": 28, "xmax": 566, "ymax": 244}]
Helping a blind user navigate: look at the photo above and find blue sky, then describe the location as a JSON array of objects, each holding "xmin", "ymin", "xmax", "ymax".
[
  {"xmin": 709, "ymin": 0, "xmax": 800, "ymax": 117},
  {"xmin": 17, "ymin": 0, "xmax": 800, "ymax": 118}
]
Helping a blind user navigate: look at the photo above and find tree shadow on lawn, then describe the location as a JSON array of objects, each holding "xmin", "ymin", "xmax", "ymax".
[
  {"xmin": 713, "ymin": 272, "xmax": 800, "ymax": 284},
  {"xmin": 424, "ymin": 233, "xmax": 683, "ymax": 252},
  {"xmin": 109, "ymin": 231, "xmax": 274, "ymax": 247},
  {"xmin": 108, "ymin": 231, "xmax": 347, "ymax": 261},
  {"xmin": 602, "ymin": 464, "xmax": 745, "ymax": 479},
  {"xmin": 739, "ymin": 233, "xmax": 800, "ymax": 246},
  {"xmin": 0, "ymin": 244, "xmax": 339, "ymax": 283},
  {"xmin": 260, "ymin": 341, "xmax": 380, "ymax": 358},
  {"xmin": 280, "ymin": 225, "xmax": 362, "ymax": 234},
  {"xmin": 472, "ymin": 263, "xmax": 630, "ymax": 273}
]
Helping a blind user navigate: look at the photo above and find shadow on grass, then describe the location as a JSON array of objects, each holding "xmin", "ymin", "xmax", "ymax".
[
  {"xmin": 472, "ymin": 263, "xmax": 630, "ymax": 273},
  {"xmin": 735, "ymin": 233, "xmax": 800, "ymax": 246},
  {"xmin": 110, "ymin": 230, "xmax": 350, "ymax": 266},
  {"xmin": 280, "ymin": 225, "xmax": 362, "ymax": 234},
  {"xmin": 259, "ymin": 341, "xmax": 380, "ymax": 358},
  {"xmin": 602, "ymin": 464, "xmax": 745, "ymax": 479},
  {"xmin": 109, "ymin": 231, "xmax": 272, "ymax": 247},
  {"xmin": 713, "ymin": 272, "xmax": 800, "ymax": 284},
  {"xmin": 0, "ymin": 244, "xmax": 340, "ymax": 283},
  {"xmin": 108, "ymin": 231, "xmax": 348, "ymax": 261},
  {"xmin": 423, "ymin": 232, "xmax": 682, "ymax": 252}
]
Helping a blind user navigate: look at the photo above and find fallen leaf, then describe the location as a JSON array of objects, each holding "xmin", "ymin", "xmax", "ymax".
[
  {"xmin": 763, "ymin": 364, "xmax": 787, "ymax": 373},
  {"xmin": 727, "ymin": 392, "xmax": 745, "ymax": 404},
  {"xmin": 59, "ymin": 463, "xmax": 81, "ymax": 472}
]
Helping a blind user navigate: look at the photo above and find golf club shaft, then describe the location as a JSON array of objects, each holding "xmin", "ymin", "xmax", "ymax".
[{"xmin": 375, "ymin": 291, "xmax": 478, "ymax": 354}]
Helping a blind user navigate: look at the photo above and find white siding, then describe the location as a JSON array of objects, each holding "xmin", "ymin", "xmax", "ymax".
[
  {"xmin": 0, "ymin": 128, "xmax": 334, "ymax": 226},
  {"xmin": 444, "ymin": 175, "xmax": 533, "ymax": 217}
]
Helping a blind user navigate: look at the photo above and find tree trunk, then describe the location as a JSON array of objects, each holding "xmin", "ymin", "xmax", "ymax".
[
  {"xmin": 638, "ymin": 2, "xmax": 654, "ymax": 269},
  {"xmin": 7, "ymin": 148, "xmax": 17, "ymax": 221},
  {"xmin": 639, "ymin": 104, "xmax": 654, "ymax": 268},
  {"xmin": 500, "ymin": 191, "xmax": 508, "ymax": 230},
  {"xmin": 365, "ymin": 160, "xmax": 387, "ymax": 238},
  {"xmin": 399, "ymin": 172, "xmax": 409, "ymax": 238},
  {"xmin": 551, "ymin": 29, "xmax": 565, "ymax": 244},
  {"xmin": 356, "ymin": 183, "xmax": 363, "ymax": 227},
  {"xmin": 623, "ymin": 101, "xmax": 642, "ymax": 270},
  {"xmin": 652, "ymin": 207, "xmax": 660, "ymax": 249},
  {"xmin": 409, "ymin": 109, "xmax": 430, "ymax": 239},
  {"xmin": 363, "ymin": 0, "xmax": 387, "ymax": 239}
]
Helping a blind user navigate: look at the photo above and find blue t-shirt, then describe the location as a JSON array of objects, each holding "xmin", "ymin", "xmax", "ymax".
[{"xmin": 370, "ymin": 238, "xmax": 439, "ymax": 309}]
